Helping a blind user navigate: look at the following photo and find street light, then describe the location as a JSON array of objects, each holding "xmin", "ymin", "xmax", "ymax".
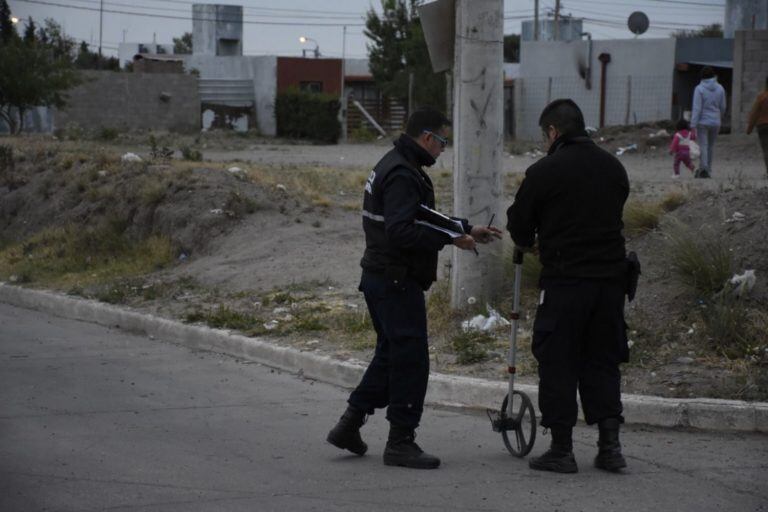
[
  {"xmin": 11, "ymin": 16, "xmax": 20, "ymax": 24},
  {"xmin": 299, "ymin": 36, "xmax": 320, "ymax": 58}
]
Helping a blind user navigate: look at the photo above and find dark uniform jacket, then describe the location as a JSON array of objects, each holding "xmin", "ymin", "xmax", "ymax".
[
  {"xmin": 361, "ymin": 134, "xmax": 470, "ymax": 290},
  {"xmin": 506, "ymin": 132, "xmax": 629, "ymax": 280}
]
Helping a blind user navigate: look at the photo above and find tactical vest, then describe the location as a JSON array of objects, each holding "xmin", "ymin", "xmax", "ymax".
[{"xmin": 360, "ymin": 146, "xmax": 440, "ymax": 290}]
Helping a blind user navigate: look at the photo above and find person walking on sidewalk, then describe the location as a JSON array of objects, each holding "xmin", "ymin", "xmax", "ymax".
[
  {"xmin": 746, "ymin": 77, "xmax": 768, "ymax": 176},
  {"xmin": 506, "ymin": 99, "xmax": 631, "ymax": 474},
  {"xmin": 326, "ymin": 108, "xmax": 501, "ymax": 469},
  {"xmin": 690, "ymin": 66, "xmax": 727, "ymax": 178}
]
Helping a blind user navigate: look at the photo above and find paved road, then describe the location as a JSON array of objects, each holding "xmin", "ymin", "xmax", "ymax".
[{"xmin": 1, "ymin": 303, "xmax": 766, "ymax": 512}]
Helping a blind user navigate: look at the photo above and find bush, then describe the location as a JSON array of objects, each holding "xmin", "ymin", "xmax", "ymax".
[
  {"xmin": 623, "ymin": 200, "xmax": 662, "ymax": 236},
  {"xmin": 700, "ymin": 295, "xmax": 767, "ymax": 360},
  {"xmin": 275, "ymin": 87, "xmax": 341, "ymax": 144},
  {"xmin": 451, "ymin": 329, "xmax": 495, "ymax": 364},
  {"xmin": 664, "ymin": 220, "xmax": 732, "ymax": 296}
]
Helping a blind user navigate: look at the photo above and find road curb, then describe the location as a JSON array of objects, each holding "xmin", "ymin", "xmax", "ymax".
[{"xmin": 2, "ymin": 283, "xmax": 766, "ymax": 433}]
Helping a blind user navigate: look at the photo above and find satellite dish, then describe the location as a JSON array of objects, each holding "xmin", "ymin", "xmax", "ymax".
[{"xmin": 628, "ymin": 11, "xmax": 650, "ymax": 36}]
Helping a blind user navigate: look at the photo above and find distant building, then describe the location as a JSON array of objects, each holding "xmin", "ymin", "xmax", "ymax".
[
  {"xmin": 118, "ymin": 42, "xmax": 174, "ymax": 69},
  {"xmin": 725, "ymin": 0, "xmax": 768, "ymax": 38},
  {"xmin": 522, "ymin": 17, "xmax": 583, "ymax": 42},
  {"xmin": 192, "ymin": 4, "xmax": 243, "ymax": 56}
]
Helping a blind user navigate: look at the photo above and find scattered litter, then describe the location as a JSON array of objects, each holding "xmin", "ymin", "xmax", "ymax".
[
  {"xmin": 676, "ymin": 356, "xmax": 694, "ymax": 365},
  {"xmin": 345, "ymin": 303, "xmax": 359, "ymax": 310},
  {"xmin": 227, "ymin": 166, "xmax": 243, "ymax": 173},
  {"xmin": 305, "ymin": 339, "xmax": 320, "ymax": 346},
  {"xmin": 467, "ymin": 296, "xmax": 477, "ymax": 305},
  {"xmin": 178, "ymin": 252, "xmax": 188, "ymax": 262},
  {"xmin": 9, "ymin": 275, "xmax": 19, "ymax": 283},
  {"xmin": 686, "ymin": 327, "xmax": 694, "ymax": 335},
  {"xmin": 585, "ymin": 126, "xmax": 597, "ymax": 134},
  {"xmin": 648, "ymin": 129, "xmax": 669, "ymax": 139},
  {"xmin": 524, "ymin": 149, "xmax": 545, "ymax": 158},
  {"xmin": 729, "ymin": 269, "xmax": 756, "ymax": 297},
  {"xmin": 461, "ymin": 305, "xmax": 511, "ymax": 332},
  {"xmin": 263, "ymin": 320, "xmax": 279, "ymax": 330},
  {"xmin": 725, "ymin": 211, "xmax": 746, "ymax": 223},
  {"xmin": 615, "ymin": 144, "xmax": 638, "ymax": 156},
  {"xmin": 209, "ymin": 208, "xmax": 224, "ymax": 215},
  {"xmin": 276, "ymin": 184, "xmax": 287, "ymax": 192},
  {"xmin": 627, "ymin": 339, "xmax": 635, "ymax": 348},
  {"xmin": 273, "ymin": 307, "xmax": 290, "ymax": 314},
  {"xmin": 340, "ymin": 156, "xmax": 345, "ymax": 161},
  {"xmin": 252, "ymin": 301, "xmax": 262, "ymax": 309},
  {"xmin": 97, "ymin": 170, "xmax": 108, "ymax": 177},
  {"xmin": 121, "ymin": 152, "xmax": 142, "ymax": 162},
  {"xmin": 281, "ymin": 314, "xmax": 294, "ymax": 322}
]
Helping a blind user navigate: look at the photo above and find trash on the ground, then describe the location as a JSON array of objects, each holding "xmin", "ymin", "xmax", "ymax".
[
  {"xmin": 524, "ymin": 149, "xmax": 545, "ymax": 158},
  {"xmin": 686, "ymin": 327, "xmax": 694, "ymax": 335},
  {"xmin": 725, "ymin": 211, "xmax": 746, "ymax": 223},
  {"xmin": 585, "ymin": 126, "xmax": 597, "ymax": 135},
  {"xmin": 178, "ymin": 252, "xmax": 188, "ymax": 262},
  {"xmin": 97, "ymin": 170, "xmax": 108, "ymax": 177},
  {"xmin": 273, "ymin": 307, "xmax": 290, "ymax": 314},
  {"xmin": 263, "ymin": 320, "xmax": 279, "ymax": 330},
  {"xmin": 627, "ymin": 339, "xmax": 635, "ymax": 348},
  {"xmin": 276, "ymin": 184, "xmax": 287, "ymax": 192},
  {"xmin": 729, "ymin": 269, "xmax": 756, "ymax": 297},
  {"xmin": 345, "ymin": 303, "xmax": 358, "ymax": 310},
  {"xmin": 121, "ymin": 152, "xmax": 142, "ymax": 162},
  {"xmin": 461, "ymin": 304, "xmax": 510, "ymax": 332},
  {"xmin": 467, "ymin": 296, "xmax": 477, "ymax": 305},
  {"xmin": 676, "ymin": 356, "xmax": 694, "ymax": 365},
  {"xmin": 648, "ymin": 129, "xmax": 669, "ymax": 139},
  {"xmin": 227, "ymin": 166, "xmax": 243, "ymax": 173},
  {"xmin": 305, "ymin": 339, "xmax": 320, "ymax": 346},
  {"xmin": 209, "ymin": 208, "xmax": 223, "ymax": 215},
  {"xmin": 615, "ymin": 144, "xmax": 638, "ymax": 156}
]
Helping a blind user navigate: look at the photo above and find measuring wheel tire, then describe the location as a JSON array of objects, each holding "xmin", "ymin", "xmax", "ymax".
[{"xmin": 500, "ymin": 391, "xmax": 537, "ymax": 457}]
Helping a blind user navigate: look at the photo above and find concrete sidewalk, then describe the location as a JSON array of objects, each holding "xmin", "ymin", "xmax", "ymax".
[{"xmin": 1, "ymin": 283, "xmax": 766, "ymax": 433}]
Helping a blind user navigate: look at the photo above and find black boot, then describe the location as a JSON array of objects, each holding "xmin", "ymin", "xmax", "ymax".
[
  {"xmin": 594, "ymin": 417, "xmax": 627, "ymax": 471},
  {"xmin": 529, "ymin": 426, "xmax": 578, "ymax": 473},
  {"xmin": 327, "ymin": 405, "xmax": 368, "ymax": 456},
  {"xmin": 383, "ymin": 425, "xmax": 440, "ymax": 469}
]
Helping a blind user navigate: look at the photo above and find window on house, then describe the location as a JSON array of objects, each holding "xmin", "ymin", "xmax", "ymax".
[{"xmin": 300, "ymin": 81, "xmax": 323, "ymax": 93}]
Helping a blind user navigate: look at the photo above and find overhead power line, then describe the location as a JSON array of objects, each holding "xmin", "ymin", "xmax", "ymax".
[{"xmin": 15, "ymin": 0, "xmax": 366, "ymax": 26}]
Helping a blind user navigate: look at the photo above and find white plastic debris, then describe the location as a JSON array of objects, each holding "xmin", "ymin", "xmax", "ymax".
[
  {"xmin": 273, "ymin": 307, "xmax": 290, "ymax": 314},
  {"xmin": 467, "ymin": 296, "xmax": 477, "ymax": 305},
  {"xmin": 725, "ymin": 211, "xmax": 746, "ymax": 223},
  {"xmin": 276, "ymin": 184, "xmax": 287, "ymax": 192},
  {"xmin": 627, "ymin": 339, "xmax": 635, "ymax": 348},
  {"xmin": 729, "ymin": 269, "xmax": 756, "ymax": 297},
  {"xmin": 461, "ymin": 305, "xmax": 511, "ymax": 332},
  {"xmin": 585, "ymin": 126, "xmax": 597, "ymax": 134},
  {"xmin": 97, "ymin": 170, "xmax": 108, "ymax": 177},
  {"xmin": 648, "ymin": 129, "xmax": 669, "ymax": 138},
  {"xmin": 615, "ymin": 144, "xmax": 638, "ymax": 156},
  {"xmin": 121, "ymin": 152, "xmax": 142, "ymax": 162},
  {"xmin": 227, "ymin": 166, "xmax": 243, "ymax": 173},
  {"xmin": 209, "ymin": 208, "xmax": 223, "ymax": 215},
  {"xmin": 263, "ymin": 320, "xmax": 279, "ymax": 330}
]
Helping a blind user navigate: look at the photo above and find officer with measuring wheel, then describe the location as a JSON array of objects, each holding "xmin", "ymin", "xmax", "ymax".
[
  {"xmin": 506, "ymin": 99, "xmax": 636, "ymax": 474},
  {"xmin": 327, "ymin": 108, "xmax": 502, "ymax": 469}
]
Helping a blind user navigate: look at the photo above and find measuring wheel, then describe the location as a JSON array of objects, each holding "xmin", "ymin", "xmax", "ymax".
[{"xmin": 487, "ymin": 248, "xmax": 537, "ymax": 457}]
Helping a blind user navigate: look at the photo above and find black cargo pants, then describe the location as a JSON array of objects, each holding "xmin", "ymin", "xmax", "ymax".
[
  {"xmin": 348, "ymin": 271, "xmax": 430, "ymax": 429},
  {"xmin": 532, "ymin": 276, "xmax": 629, "ymax": 428}
]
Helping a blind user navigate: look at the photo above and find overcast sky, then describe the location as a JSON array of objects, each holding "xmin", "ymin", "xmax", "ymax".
[{"xmin": 8, "ymin": 0, "xmax": 726, "ymax": 58}]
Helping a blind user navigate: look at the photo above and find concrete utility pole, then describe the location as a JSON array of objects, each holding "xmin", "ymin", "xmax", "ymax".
[
  {"xmin": 451, "ymin": 0, "xmax": 504, "ymax": 308},
  {"xmin": 554, "ymin": 0, "xmax": 561, "ymax": 41},
  {"xmin": 534, "ymin": 0, "xmax": 540, "ymax": 41}
]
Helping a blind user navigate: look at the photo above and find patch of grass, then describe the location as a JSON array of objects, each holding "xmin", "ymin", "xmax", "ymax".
[
  {"xmin": 664, "ymin": 220, "xmax": 732, "ymax": 296},
  {"xmin": 180, "ymin": 146, "xmax": 203, "ymax": 162},
  {"xmin": 139, "ymin": 180, "xmax": 167, "ymax": 206},
  {"xmin": 451, "ymin": 329, "xmax": 495, "ymax": 364},
  {"xmin": 186, "ymin": 305, "xmax": 262, "ymax": 331},
  {"xmin": 0, "ymin": 224, "xmax": 175, "ymax": 288},
  {"xmin": 700, "ymin": 296, "xmax": 768, "ymax": 360},
  {"xmin": 659, "ymin": 191, "xmax": 687, "ymax": 212},
  {"xmin": 97, "ymin": 127, "xmax": 120, "ymax": 141},
  {"xmin": 623, "ymin": 199, "xmax": 662, "ymax": 236}
]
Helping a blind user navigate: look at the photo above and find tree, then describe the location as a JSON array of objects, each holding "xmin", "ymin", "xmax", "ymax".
[
  {"xmin": 0, "ymin": 0, "xmax": 19, "ymax": 45},
  {"xmin": 74, "ymin": 40, "xmax": 119, "ymax": 70},
  {"xmin": 173, "ymin": 32, "xmax": 193, "ymax": 54},
  {"xmin": 365, "ymin": 0, "xmax": 445, "ymax": 114},
  {"xmin": 23, "ymin": 17, "xmax": 36, "ymax": 45},
  {"xmin": 503, "ymin": 34, "xmax": 520, "ymax": 63},
  {"xmin": 0, "ymin": 20, "xmax": 81, "ymax": 134},
  {"xmin": 673, "ymin": 23, "xmax": 723, "ymax": 38}
]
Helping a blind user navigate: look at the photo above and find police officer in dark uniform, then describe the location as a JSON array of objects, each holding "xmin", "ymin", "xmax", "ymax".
[
  {"xmin": 506, "ymin": 99, "xmax": 630, "ymax": 474},
  {"xmin": 327, "ymin": 108, "xmax": 501, "ymax": 469}
]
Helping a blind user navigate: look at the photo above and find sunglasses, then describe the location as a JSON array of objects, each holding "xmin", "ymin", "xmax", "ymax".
[{"xmin": 423, "ymin": 130, "xmax": 449, "ymax": 148}]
